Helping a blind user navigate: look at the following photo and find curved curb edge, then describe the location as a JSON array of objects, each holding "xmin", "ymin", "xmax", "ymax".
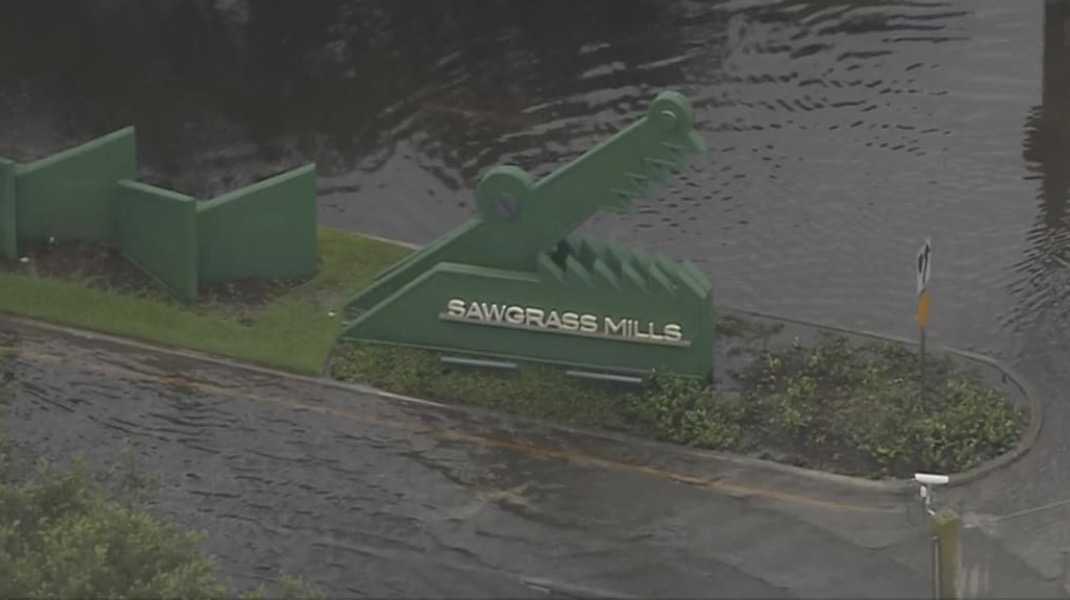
[{"xmin": 719, "ymin": 305, "xmax": 1044, "ymax": 491}]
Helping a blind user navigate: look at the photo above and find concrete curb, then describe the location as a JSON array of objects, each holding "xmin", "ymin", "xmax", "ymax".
[
  {"xmin": 0, "ymin": 312, "xmax": 454, "ymax": 407},
  {"xmin": 718, "ymin": 305, "xmax": 1044, "ymax": 491},
  {"xmin": 0, "ymin": 302, "xmax": 1041, "ymax": 496},
  {"xmin": 353, "ymin": 232, "xmax": 422, "ymax": 250}
]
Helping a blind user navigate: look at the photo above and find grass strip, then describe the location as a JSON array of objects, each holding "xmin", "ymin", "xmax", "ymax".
[{"xmin": 0, "ymin": 228, "xmax": 409, "ymax": 375}]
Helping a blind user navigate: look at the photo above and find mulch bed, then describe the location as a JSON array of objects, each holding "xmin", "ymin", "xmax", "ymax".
[{"xmin": 0, "ymin": 240, "xmax": 309, "ymax": 310}]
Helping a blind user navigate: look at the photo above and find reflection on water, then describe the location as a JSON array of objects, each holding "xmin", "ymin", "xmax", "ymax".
[
  {"xmin": 0, "ymin": 0, "xmax": 681, "ymax": 194},
  {"xmin": 1013, "ymin": 1, "xmax": 1070, "ymax": 333},
  {"xmin": 1, "ymin": 1, "xmax": 1063, "ymax": 364},
  {"xmin": 0, "ymin": 2, "xmax": 999, "ymax": 314}
]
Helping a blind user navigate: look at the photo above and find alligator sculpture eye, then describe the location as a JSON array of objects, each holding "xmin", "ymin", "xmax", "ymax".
[
  {"xmin": 473, "ymin": 165, "xmax": 534, "ymax": 224},
  {"xmin": 495, "ymin": 194, "xmax": 521, "ymax": 222}
]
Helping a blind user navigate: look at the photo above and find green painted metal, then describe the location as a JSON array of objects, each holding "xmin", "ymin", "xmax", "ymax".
[
  {"xmin": 0, "ymin": 158, "xmax": 15, "ymax": 260},
  {"xmin": 14, "ymin": 127, "xmax": 137, "ymax": 244},
  {"xmin": 1, "ymin": 128, "xmax": 319, "ymax": 300},
  {"xmin": 341, "ymin": 90, "xmax": 714, "ymax": 378},
  {"xmin": 197, "ymin": 164, "xmax": 318, "ymax": 284},
  {"xmin": 116, "ymin": 180, "xmax": 199, "ymax": 302}
]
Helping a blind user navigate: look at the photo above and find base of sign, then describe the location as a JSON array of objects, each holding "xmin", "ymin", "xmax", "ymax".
[
  {"xmin": 341, "ymin": 258, "xmax": 715, "ymax": 379},
  {"xmin": 565, "ymin": 369, "xmax": 646, "ymax": 385}
]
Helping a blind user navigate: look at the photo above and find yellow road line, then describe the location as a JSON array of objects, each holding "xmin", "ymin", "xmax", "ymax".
[{"xmin": 11, "ymin": 347, "xmax": 900, "ymax": 514}]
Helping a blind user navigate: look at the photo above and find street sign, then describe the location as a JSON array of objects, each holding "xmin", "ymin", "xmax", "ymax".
[
  {"xmin": 916, "ymin": 237, "xmax": 933, "ymax": 296},
  {"xmin": 916, "ymin": 289, "xmax": 931, "ymax": 329},
  {"xmin": 914, "ymin": 237, "xmax": 933, "ymax": 405}
]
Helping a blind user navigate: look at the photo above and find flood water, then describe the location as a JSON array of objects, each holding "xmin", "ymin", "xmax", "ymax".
[
  {"xmin": 4, "ymin": 0, "xmax": 1070, "ymax": 589},
  {"xmin": 6, "ymin": 320, "xmax": 949, "ymax": 597},
  {"xmin": 2, "ymin": 0, "xmax": 1063, "ymax": 354}
]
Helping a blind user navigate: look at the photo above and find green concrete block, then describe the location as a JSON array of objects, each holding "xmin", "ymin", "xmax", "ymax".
[
  {"xmin": 116, "ymin": 180, "xmax": 198, "ymax": 302},
  {"xmin": 1, "ymin": 126, "xmax": 320, "ymax": 302},
  {"xmin": 342, "ymin": 91, "xmax": 714, "ymax": 378},
  {"xmin": 197, "ymin": 164, "xmax": 318, "ymax": 284},
  {"xmin": 14, "ymin": 128, "xmax": 136, "ymax": 243},
  {"xmin": 0, "ymin": 158, "xmax": 15, "ymax": 260},
  {"xmin": 343, "ymin": 260, "xmax": 714, "ymax": 377}
]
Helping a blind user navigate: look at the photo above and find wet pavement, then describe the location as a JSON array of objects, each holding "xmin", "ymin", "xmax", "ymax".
[
  {"xmin": 0, "ymin": 317, "xmax": 943, "ymax": 598},
  {"xmin": 4, "ymin": 314, "xmax": 1066, "ymax": 598}
]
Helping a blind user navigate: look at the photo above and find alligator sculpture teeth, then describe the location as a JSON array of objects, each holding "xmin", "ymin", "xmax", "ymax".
[{"xmin": 340, "ymin": 91, "xmax": 715, "ymax": 378}]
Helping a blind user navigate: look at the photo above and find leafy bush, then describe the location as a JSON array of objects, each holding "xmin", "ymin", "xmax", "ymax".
[
  {"xmin": 331, "ymin": 326, "xmax": 1026, "ymax": 479},
  {"xmin": 736, "ymin": 334, "xmax": 1024, "ymax": 477},
  {"xmin": 330, "ymin": 343, "xmax": 635, "ymax": 431},
  {"xmin": 0, "ymin": 346, "xmax": 323, "ymax": 599},
  {"xmin": 621, "ymin": 376, "xmax": 749, "ymax": 449},
  {"xmin": 0, "ymin": 460, "xmax": 224, "ymax": 598}
]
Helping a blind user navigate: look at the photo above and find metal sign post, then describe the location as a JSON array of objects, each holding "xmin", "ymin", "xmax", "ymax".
[{"xmin": 916, "ymin": 238, "xmax": 933, "ymax": 404}]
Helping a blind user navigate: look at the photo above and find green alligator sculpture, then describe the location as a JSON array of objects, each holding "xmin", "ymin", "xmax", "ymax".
[{"xmin": 340, "ymin": 90, "xmax": 713, "ymax": 378}]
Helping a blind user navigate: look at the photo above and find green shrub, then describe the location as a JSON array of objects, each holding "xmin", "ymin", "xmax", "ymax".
[
  {"xmin": 0, "ymin": 346, "xmax": 324, "ymax": 599},
  {"xmin": 329, "ymin": 343, "xmax": 634, "ymax": 431},
  {"xmin": 331, "ymin": 327, "xmax": 1025, "ymax": 479},
  {"xmin": 737, "ymin": 334, "xmax": 1024, "ymax": 477},
  {"xmin": 0, "ymin": 461, "xmax": 226, "ymax": 598},
  {"xmin": 0, "ymin": 457, "xmax": 328, "ymax": 599}
]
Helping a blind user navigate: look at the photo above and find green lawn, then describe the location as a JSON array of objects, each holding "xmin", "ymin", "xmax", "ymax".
[{"xmin": 0, "ymin": 228, "xmax": 412, "ymax": 375}]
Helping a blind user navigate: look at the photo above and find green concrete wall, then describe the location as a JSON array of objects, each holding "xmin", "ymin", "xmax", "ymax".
[
  {"xmin": 344, "ymin": 260, "xmax": 715, "ymax": 378},
  {"xmin": 0, "ymin": 158, "xmax": 15, "ymax": 260},
  {"xmin": 2, "ymin": 128, "xmax": 319, "ymax": 299},
  {"xmin": 14, "ymin": 128, "xmax": 136, "ymax": 244},
  {"xmin": 116, "ymin": 180, "xmax": 198, "ymax": 302},
  {"xmin": 197, "ymin": 164, "xmax": 318, "ymax": 284}
]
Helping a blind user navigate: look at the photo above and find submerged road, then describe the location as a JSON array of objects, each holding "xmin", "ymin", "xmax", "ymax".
[{"xmin": 0, "ymin": 316, "xmax": 1057, "ymax": 598}]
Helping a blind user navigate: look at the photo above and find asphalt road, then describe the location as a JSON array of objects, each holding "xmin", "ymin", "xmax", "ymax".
[{"xmin": 0, "ymin": 316, "xmax": 1050, "ymax": 598}]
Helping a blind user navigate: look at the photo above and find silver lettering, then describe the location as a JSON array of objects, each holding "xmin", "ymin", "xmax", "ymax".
[
  {"xmin": 447, "ymin": 299, "xmax": 466, "ymax": 318},
  {"xmin": 442, "ymin": 301, "xmax": 687, "ymax": 346},
  {"xmin": 544, "ymin": 310, "xmax": 562, "ymax": 329},
  {"xmin": 664, "ymin": 323, "xmax": 683, "ymax": 342},
  {"xmin": 525, "ymin": 308, "xmax": 545, "ymax": 328},
  {"xmin": 605, "ymin": 317, "xmax": 627, "ymax": 336},
  {"xmin": 505, "ymin": 306, "xmax": 525, "ymax": 324},
  {"xmin": 561, "ymin": 312, "xmax": 580, "ymax": 330},
  {"xmin": 634, "ymin": 319, "xmax": 650, "ymax": 339},
  {"xmin": 481, "ymin": 302, "xmax": 505, "ymax": 321},
  {"xmin": 648, "ymin": 321, "xmax": 665, "ymax": 340},
  {"xmin": 465, "ymin": 302, "xmax": 484, "ymax": 320}
]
